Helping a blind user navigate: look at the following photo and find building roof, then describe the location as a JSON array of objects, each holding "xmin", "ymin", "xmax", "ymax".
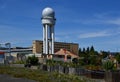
[
  {"xmin": 55, "ymin": 48, "xmax": 79, "ymax": 58},
  {"xmin": 0, "ymin": 52, "xmax": 4, "ymax": 54}
]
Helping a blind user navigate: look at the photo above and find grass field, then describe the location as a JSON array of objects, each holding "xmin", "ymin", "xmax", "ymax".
[
  {"xmin": 0, "ymin": 66, "xmax": 103, "ymax": 82},
  {"xmin": 0, "ymin": 66, "xmax": 90, "ymax": 82}
]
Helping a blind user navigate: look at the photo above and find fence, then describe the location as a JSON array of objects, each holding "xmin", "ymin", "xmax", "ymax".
[
  {"xmin": 105, "ymin": 71, "xmax": 120, "ymax": 82},
  {"xmin": 40, "ymin": 64, "xmax": 120, "ymax": 82},
  {"xmin": 9, "ymin": 64, "xmax": 120, "ymax": 82},
  {"xmin": 40, "ymin": 64, "xmax": 104, "ymax": 79}
]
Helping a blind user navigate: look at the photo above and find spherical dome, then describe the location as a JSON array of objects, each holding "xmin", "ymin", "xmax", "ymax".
[{"xmin": 42, "ymin": 7, "xmax": 55, "ymax": 18}]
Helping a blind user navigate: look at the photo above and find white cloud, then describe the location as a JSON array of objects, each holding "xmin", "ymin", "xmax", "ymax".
[
  {"xmin": 105, "ymin": 18, "xmax": 120, "ymax": 25},
  {"xmin": 93, "ymin": 12, "xmax": 109, "ymax": 19},
  {"xmin": 78, "ymin": 31, "xmax": 111, "ymax": 39},
  {"xmin": 55, "ymin": 35, "xmax": 72, "ymax": 42},
  {"xmin": 81, "ymin": 17, "xmax": 120, "ymax": 26},
  {"xmin": 96, "ymin": 13, "xmax": 120, "ymax": 26},
  {"xmin": 78, "ymin": 12, "xmax": 120, "ymax": 26}
]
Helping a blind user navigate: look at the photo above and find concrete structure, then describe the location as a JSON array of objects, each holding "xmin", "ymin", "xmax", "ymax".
[
  {"xmin": 32, "ymin": 40, "xmax": 79, "ymax": 55},
  {"xmin": 0, "ymin": 52, "xmax": 5, "ymax": 64},
  {"xmin": 0, "ymin": 43, "xmax": 11, "ymax": 55},
  {"xmin": 0, "ymin": 47, "xmax": 32, "ymax": 63},
  {"xmin": 10, "ymin": 47, "xmax": 32, "ymax": 62},
  {"xmin": 41, "ymin": 7, "xmax": 56, "ymax": 55}
]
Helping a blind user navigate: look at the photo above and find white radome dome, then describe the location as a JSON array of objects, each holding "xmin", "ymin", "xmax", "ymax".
[{"xmin": 42, "ymin": 7, "xmax": 55, "ymax": 18}]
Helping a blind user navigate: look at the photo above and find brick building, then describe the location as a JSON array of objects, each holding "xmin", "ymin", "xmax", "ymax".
[{"xmin": 32, "ymin": 40, "xmax": 79, "ymax": 55}]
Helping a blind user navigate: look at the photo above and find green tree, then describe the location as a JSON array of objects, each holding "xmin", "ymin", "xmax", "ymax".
[
  {"xmin": 103, "ymin": 60, "xmax": 115, "ymax": 71},
  {"xmin": 88, "ymin": 55, "xmax": 97, "ymax": 65},
  {"xmin": 89, "ymin": 46, "xmax": 95, "ymax": 55},
  {"xmin": 86, "ymin": 47, "xmax": 90, "ymax": 54},
  {"xmin": 115, "ymin": 53, "xmax": 120, "ymax": 64},
  {"xmin": 79, "ymin": 48, "xmax": 86, "ymax": 57},
  {"xmin": 83, "ymin": 48, "xmax": 86, "ymax": 53},
  {"xmin": 78, "ymin": 48, "xmax": 82, "ymax": 57},
  {"xmin": 100, "ymin": 51, "xmax": 109, "ymax": 58},
  {"xmin": 26, "ymin": 55, "xmax": 38, "ymax": 65},
  {"xmin": 78, "ymin": 46, "xmax": 101, "ymax": 65}
]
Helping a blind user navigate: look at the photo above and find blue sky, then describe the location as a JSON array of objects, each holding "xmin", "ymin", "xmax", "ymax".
[{"xmin": 0, "ymin": 0, "xmax": 120, "ymax": 52}]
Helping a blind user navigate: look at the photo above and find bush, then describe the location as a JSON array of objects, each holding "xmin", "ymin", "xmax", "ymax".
[
  {"xmin": 85, "ymin": 65, "xmax": 102, "ymax": 70},
  {"xmin": 14, "ymin": 60, "xmax": 25, "ymax": 64},
  {"xmin": 26, "ymin": 55, "xmax": 38, "ymax": 65},
  {"xmin": 103, "ymin": 60, "xmax": 115, "ymax": 71},
  {"xmin": 72, "ymin": 58, "xmax": 78, "ymax": 64}
]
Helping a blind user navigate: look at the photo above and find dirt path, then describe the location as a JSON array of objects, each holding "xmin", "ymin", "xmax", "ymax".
[{"xmin": 0, "ymin": 74, "xmax": 36, "ymax": 82}]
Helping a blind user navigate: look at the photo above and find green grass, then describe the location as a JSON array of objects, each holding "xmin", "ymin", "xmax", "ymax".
[
  {"xmin": 0, "ymin": 66, "xmax": 87, "ymax": 82},
  {"xmin": 0, "ymin": 66, "xmax": 103, "ymax": 82}
]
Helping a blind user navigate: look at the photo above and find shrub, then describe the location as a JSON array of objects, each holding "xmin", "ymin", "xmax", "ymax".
[
  {"xmin": 103, "ymin": 60, "xmax": 115, "ymax": 71},
  {"xmin": 14, "ymin": 60, "xmax": 25, "ymax": 64},
  {"xmin": 72, "ymin": 58, "xmax": 78, "ymax": 64},
  {"xmin": 26, "ymin": 55, "xmax": 38, "ymax": 65}
]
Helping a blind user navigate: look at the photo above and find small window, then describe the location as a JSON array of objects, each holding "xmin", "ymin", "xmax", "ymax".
[{"xmin": 67, "ymin": 55, "xmax": 71, "ymax": 59}]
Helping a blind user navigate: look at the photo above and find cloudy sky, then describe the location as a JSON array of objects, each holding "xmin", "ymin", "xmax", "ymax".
[{"xmin": 0, "ymin": 0, "xmax": 120, "ymax": 52}]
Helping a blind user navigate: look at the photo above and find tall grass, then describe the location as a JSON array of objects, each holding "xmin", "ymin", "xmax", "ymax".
[{"xmin": 0, "ymin": 66, "xmax": 86, "ymax": 82}]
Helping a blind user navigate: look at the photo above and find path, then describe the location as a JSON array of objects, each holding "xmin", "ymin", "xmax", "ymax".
[{"xmin": 0, "ymin": 74, "xmax": 36, "ymax": 82}]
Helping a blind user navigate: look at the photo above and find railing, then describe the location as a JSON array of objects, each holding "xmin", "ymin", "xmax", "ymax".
[
  {"xmin": 40, "ymin": 64, "xmax": 120, "ymax": 82},
  {"xmin": 40, "ymin": 64, "xmax": 105, "ymax": 79}
]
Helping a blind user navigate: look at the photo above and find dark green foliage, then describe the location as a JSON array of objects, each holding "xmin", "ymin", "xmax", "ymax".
[
  {"xmin": 89, "ymin": 46, "xmax": 95, "ymax": 55},
  {"xmin": 115, "ymin": 53, "xmax": 120, "ymax": 64},
  {"xmin": 86, "ymin": 47, "xmax": 90, "ymax": 54},
  {"xmin": 0, "ymin": 66, "xmax": 92, "ymax": 82},
  {"xmin": 26, "ymin": 55, "xmax": 38, "ymax": 65},
  {"xmin": 78, "ymin": 59, "xmax": 85, "ymax": 66},
  {"xmin": 90, "ymin": 46, "xmax": 94, "ymax": 52},
  {"xmin": 79, "ymin": 46, "xmax": 102, "ymax": 66},
  {"xmin": 100, "ymin": 51, "xmax": 109, "ymax": 58},
  {"xmin": 83, "ymin": 48, "xmax": 86, "ymax": 52},
  {"xmin": 72, "ymin": 58, "xmax": 78, "ymax": 64},
  {"xmin": 103, "ymin": 60, "xmax": 114, "ymax": 71},
  {"xmin": 14, "ymin": 60, "xmax": 25, "ymax": 64},
  {"xmin": 88, "ymin": 55, "xmax": 97, "ymax": 65},
  {"xmin": 46, "ymin": 59, "xmax": 56, "ymax": 66}
]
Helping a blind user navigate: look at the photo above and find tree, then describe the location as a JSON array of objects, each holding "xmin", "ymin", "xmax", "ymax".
[
  {"xmin": 78, "ymin": 46, "xmax": 101, "ymax": 65},
  {"xmin": 103, "ymin": 60, "xmax": 114, "ymax": 71},
  {"xmin": 100, "ymin": 51, "xmax": 109, "ymax": 58},
  {"xmin": 115, "ymin": 53, "xmax": 120, "ymax": 64},
  {"xmin": 26, "ymin": 55, "xmax": 38, "ymax": 65},
  {"xmin": 89, "ymin": 46, "xmax": 95, "ymax": 55},
  {"xmin": 78, "ymin": 48, "xmax": 82, "ymax": 57},
  {"xmin": 79, "ymin": 48, "xmax": 86, "ymax": 57},
  {"xmin": 72, "ymin": 58, "xmax": 78, "ymax": 64},
  {"xmin": 90, "ymin": 46, "xmax": 94, "ymax": 51},
  {"xmin": 83, "ymin": 48, "xmax": 86, "ymax": 53},
  {"xmin": 86, "ymin": 47, "xmax": 90, "ymax": 54},
  {"xmin": 88, "ymin": 55, "xmax": 97, "ymax": 65}
]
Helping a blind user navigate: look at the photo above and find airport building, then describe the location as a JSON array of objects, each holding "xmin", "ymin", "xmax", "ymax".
[{"xmin": 32, "ymin": 40, "xmax": 79, "ymax": 55}]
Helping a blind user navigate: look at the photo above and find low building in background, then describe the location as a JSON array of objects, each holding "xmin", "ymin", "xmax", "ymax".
[
  {"xmin": 32, "ymin": 40, "xmax": 79, "ymax": 55},
  {"xmin": 0, "ymin": 40, "xmax": 79, "ymax": 63},
  {"xmin": 0, "ymin": 52, "xmax": 5, "ymax": 64},
  {"xmin": 54, "ymin": 48, "xmax": 79, "ymax": 62}
]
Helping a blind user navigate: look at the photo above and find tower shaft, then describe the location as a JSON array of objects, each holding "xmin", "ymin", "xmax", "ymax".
[
  {"xmin": 41, "ymin": 7, "xmax": 56, "ymax": 57},
  {"xmin": 43, "ymin": 24, "xmax": 54, "ymax": 55}
]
